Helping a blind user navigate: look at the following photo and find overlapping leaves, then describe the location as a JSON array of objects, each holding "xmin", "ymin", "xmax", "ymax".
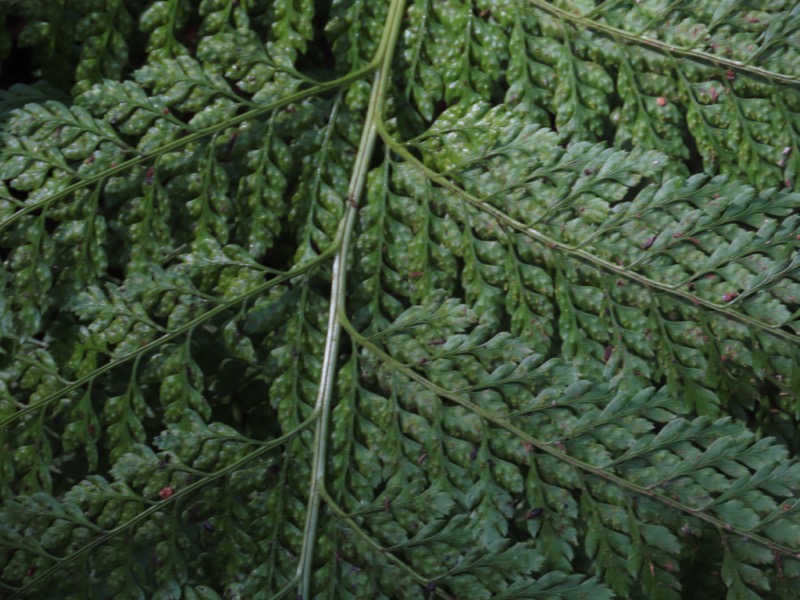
[{"xmin": 1, "ymin": 0, "xmax": 800, "ymax": 599}]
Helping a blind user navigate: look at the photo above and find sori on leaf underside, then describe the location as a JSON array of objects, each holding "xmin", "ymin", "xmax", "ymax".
[{"xmin": 1, "ymin": 0, "xmax": 800, "ymax": 598}]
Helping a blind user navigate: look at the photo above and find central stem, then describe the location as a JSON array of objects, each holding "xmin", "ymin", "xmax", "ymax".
[{"xmin": 296, "ymin": 0, "xmax": 407, "ymax": 596}]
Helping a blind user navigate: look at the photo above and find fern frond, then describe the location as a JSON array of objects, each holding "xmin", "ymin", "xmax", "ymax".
[{"xmin": 3, "ymin": 1, "xmax": 800, "ymax": 598}]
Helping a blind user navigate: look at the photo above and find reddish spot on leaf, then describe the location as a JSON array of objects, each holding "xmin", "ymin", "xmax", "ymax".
[
  {"xmin": 725, "ymin": 68, "xmax": 736, "ymax": 81},
  {"xmin": 225, "ymin": 132, "xmax": 239, "ymax": 154},
  {"xmin": 162, "ymin": 108, "xmax": 170, "ymax": 115},
  {"xmin": 722, "ymin": 292, "xmax": 738, "ymax": 302},
  {"xmin": 656, "ymin": 97, "xmax": 667, "ymax": 106},
  {"xmin": 418, "ymin": 453, "xmax": 427, "ymax": 464},
  {"xmin": 159, "ymin": 486, "xmax": 174, "ymax": 500},
  {"xmin": 641, "ymin": 235, "xmax": 656, "ymax": 249},
  {"xmin": 604, "ymin": 345, "xmax": 614, "ymax": 363},
  {"xmin": 408, "ymin": 271, "xmax": 424, "ymax": 278},
  {"xmin": 146, "ymin": 166, "xmax": 155, "ymax": 185},
  {"xmin": 428, "ymin": 338, "xmax": 446, "ymax": 345},
  {"xmin": 26, "ymin": 565, "xmax": 36, "ymax": 578},
  {"xmin": 525, "ymin": 507, "xmax": 544, "ymax": 520}
]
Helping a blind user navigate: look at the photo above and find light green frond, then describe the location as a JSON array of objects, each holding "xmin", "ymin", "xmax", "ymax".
[{"xmin": 2, "ymin": 1, "xmax": 800, "ymax": 599}]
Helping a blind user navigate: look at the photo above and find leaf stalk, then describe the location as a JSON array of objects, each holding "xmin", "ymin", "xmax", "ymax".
[{"xmin": 295, "ymin": 0, "xmax": 407, "ymax": 597}]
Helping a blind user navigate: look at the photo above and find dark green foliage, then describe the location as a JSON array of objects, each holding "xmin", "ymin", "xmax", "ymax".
[{"xmin": 1, "ymin": 1, "xmax": 800, "ymax": 598}]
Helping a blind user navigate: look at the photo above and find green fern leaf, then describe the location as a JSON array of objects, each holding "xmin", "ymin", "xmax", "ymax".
[{"xmin": 3, "ymin": 1, "xmax": 800, "ymax": 598}]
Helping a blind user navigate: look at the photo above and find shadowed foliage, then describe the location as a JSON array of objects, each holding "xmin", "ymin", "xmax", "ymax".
[{"xmin": 1, "ymin": 1, "xmax": 800, "ymax": 598}]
